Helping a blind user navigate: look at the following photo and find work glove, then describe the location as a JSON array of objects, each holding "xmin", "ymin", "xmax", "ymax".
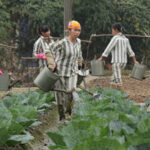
[
  {"xmin": 36, "ymin": 53, "xmax": 47, "ymax": 61},
  {"xmin": 45, "ymin": 52, "xmax": 55, "ymax": 71}
]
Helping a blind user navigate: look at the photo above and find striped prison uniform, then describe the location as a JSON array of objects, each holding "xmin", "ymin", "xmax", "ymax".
[
  {"xmin": 102, "ymin": 32, "xmax": 135, "ymax": 85},
  {"xmin": 46, "ymin": 37, "xmax": 83, "ymax": 111},
  {"xmin": 33, "ymin": 36, "xmax": 54, "ymax": 71}
]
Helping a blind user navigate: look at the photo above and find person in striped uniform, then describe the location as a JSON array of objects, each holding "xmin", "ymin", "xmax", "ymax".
[
  {"xmin": 45, "ymin": 20, "xmax": 83, "ymax": 121},
  {"xmin": 99, "ymin": 23, "xmax": 138, "ymax": 90},
  {"xmin": 33, "ymin": 25, "xmax": 54, "ymax": 71}
]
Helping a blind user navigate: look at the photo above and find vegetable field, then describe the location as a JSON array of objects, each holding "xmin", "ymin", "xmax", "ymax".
[
  {"xmin": 0, "ymin": 75, "xmax": 150, "ymax": 150},
  {"xmin": 47, "ymin": 88, "xmax": 150, "ymax": 150}
]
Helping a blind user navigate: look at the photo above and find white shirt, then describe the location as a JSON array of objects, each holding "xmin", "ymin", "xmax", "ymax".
[{"xmin": 102, "ymin": 33, "xmax": 135, "ymax": 63}]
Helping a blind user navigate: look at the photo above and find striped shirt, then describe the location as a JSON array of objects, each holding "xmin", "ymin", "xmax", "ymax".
[
  {"xmin": 33, "ymin": 36, "xmax": 54, "ymax": 57},
  {"xmin": 45, "ymin": 37, "xmax": 83, "ymax": 77},
  {"xmin": 102, "ymin": 32, "xmax": 135, "ymax": 63}
]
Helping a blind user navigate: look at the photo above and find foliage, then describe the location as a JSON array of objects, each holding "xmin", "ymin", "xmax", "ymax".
[
  {"xmin": 115, "ymin": 0, "xmax": 150, "ymax": 64},
  {"xmin": 0, "ymin": 90, "xmax": 54, "ymax": 147},
  {"xmin": 0, "ymin": 0, "xmax": 11, "ymax": 41},
  {"xmin": 1, "ymin": 0, "xmax": 64, "ymax": 53},
  {"xmin": 47, "ymin": 88, "xmax": 150, "ymax": 150},
  {"xmin": 73, "ymin": 0, "xmax": 150, "ymax": 63},
  {"xmin": 1, "ymin": 0, "xmax": 150, "ymax": 65}
]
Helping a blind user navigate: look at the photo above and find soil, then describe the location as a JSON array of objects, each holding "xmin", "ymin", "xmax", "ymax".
[{"xmin": 86, "ymin": 75, "xmax": 150, "ymax": 103}]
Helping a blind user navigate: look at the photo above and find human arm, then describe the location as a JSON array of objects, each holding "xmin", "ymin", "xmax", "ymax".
[
  {"xmin": 98, "ymin": 36, "xmax": 118, "ymax": 60},
  {"xmin": 33, "ymin": 38, "xmax": 43, "ymax": 57},
  {"xmin": 101, "ymin": 36, "xmax": 118, "ymax": 58},
  {"xmin": 98, "ymin": 56, "xmax": 104, "ymax": 61},
  {"xmin": 132, "ymin": 56, "xmax": 139, "ymax": 64},
  {"xmin": 45, "ymin": 40, "xmax": 63, "ymax": 71},
  {"xmin": 45, "ymin": 52, "xmax": 55, "ymax": 71},
  {"xmin": 78, "ymin": 44, "xmax": 83, "ymax": 68},
  {"xmin": 127, "ymin": 39, "xmax": 139, "ymax": 64}
]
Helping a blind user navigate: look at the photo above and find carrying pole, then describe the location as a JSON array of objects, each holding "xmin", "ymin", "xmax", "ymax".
[{"xmin": 92, "ymin": 34, "xmax": 150, "ymax": 38}]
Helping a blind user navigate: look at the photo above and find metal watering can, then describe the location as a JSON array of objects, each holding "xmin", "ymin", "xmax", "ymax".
[
  {"xmin": 34, "ymin": 66, "xmax": 60, "ymax": 92},
  {"xmin": 91, "ymin": 60, "xmax": 104, "ymax": 76},
  {"xmin": 0, "ymin": 73, "xmax": 10, "ymax": 91},
  {"xmin": 130, "ymin": 64, "xmax": 147, "ymax": 80}
]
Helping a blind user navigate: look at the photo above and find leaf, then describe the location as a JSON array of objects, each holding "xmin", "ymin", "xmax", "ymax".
[
  {"xmin": 8, "ymin": 131, "xmax": 34, "ymax": 144},
  {"xmin": 72, "ymin": 138, "xmax": 126, "ymax": 150},
  {"xmin": 29, "ymin": 121, "xmax": 42, "ymax": 128},
  {"xmin": 46, "ymin": 131, "xmax": 66, "ymax": 146},
  {"xmin": 145, "ymin": 97, "xmax": 150, "ymax": 106},
  {"xmin": 109, "ymin": 120, "xmax": 135, "ymax": 135},
  {"xmin": 0, "ymin": 127, "xmax": 10, "ymax": 147},
  {"xmin": 49, "ymin": 145, "xmax": 67, "ymax": 150}
]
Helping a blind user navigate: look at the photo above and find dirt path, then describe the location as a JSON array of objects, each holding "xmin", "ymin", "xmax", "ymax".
[{"xmin": 25, "ymin": 104, "xmax": 59, "ymax": 150}]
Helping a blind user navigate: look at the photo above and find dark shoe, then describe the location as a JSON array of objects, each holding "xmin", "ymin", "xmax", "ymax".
[
  {"xmin": 58, "ymin": 105, "xmax": 65, "ymax": 121},
  {"xmin": 66, "ymin": 99, "xmax": 72, "ymax": 115}
]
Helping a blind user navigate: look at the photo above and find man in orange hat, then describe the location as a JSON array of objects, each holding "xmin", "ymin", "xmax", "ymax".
[{"xmin": 45, "ymin": 20, "xmax": 83, "ymax": 122}]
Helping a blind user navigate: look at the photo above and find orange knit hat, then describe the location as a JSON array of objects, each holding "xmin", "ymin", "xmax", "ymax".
[{"xmin": 68, "ymin": 20, "xmax": 81, "ymax": 29}]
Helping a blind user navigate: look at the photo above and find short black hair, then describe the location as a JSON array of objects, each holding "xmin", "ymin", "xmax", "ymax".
[
  {"xmin": 37, "ymin": 25, "xmax": 50, "ymax": 35},
  {"xmin": 112, "ymin": 23, "xmax": 123, "ymax": 32}
]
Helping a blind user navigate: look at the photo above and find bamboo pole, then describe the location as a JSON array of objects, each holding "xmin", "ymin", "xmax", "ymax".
[
  {"xmin": 91, "ymin": 34, "xmax": 150, "ymax": 38},
  {"xmin": 0, "ymin": 43, "xmax": 16, "ymax": 49},
  {"xmin": 47, "ymin": 36, "xmax": 91, "ymax": 43}
]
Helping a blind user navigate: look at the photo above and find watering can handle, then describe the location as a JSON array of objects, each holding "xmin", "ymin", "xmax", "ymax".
[
  {"xmin": 50, "ymin": 88, "xmax": 72, "ymax": 94},
  {"xmin": 78, "ymin": 85, "xmax": 94, "ymax": 95}
]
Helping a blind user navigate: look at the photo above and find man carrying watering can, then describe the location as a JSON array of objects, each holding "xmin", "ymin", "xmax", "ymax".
[
  {"xmin": 45, "ymin": 20, "xmax": 83, "ymax": 122},
  {"xmin": 98, "ymin": 23, "xmax": 138, "ymax": 90}
]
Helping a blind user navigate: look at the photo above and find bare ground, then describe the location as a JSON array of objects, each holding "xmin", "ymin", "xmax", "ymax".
[{"xmin": 86, "ymin": 75, "xmax": 150, "ymax": 103}]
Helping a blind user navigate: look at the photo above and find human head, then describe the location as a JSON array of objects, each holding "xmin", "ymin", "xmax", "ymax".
[
  {"xmin": 68, "ymin": 20, "xmax": 81, "ymax": 38},
  {"xmin": 112, "ymin": 23, "xmax": 123, "ymax": 35},
  {"xmin": 37, "ymin": 25, "xmax": 50, "ymax": 37}
]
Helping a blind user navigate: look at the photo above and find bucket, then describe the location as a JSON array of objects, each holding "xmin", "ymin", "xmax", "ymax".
[
  {"xmin": 77, "ymin": 69, "xmax": 89, "ymax": 86},
  {"xmin": 91, "ymin": 60, "xmax": 104, "ymax": 76},
  {"xmin": 34, "ymin": 66, "xmax": 60, "ymax": 92},
  {"xmin": 0, "ymin": 73, "xmax": 10, "ymax": 91},
  {"xmin": 131, "ymin": 64, "xmax": 146, "ymax": 80}
]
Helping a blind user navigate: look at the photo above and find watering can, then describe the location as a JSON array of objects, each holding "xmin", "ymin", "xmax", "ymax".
[
  {"xmin": 34, "ymin": 66, "xmax": 60, "ymax": 92},
  {"xmin": 0, "ymin": 73, "xmax": 10, "ymax": 91},
  {"xmin": 130, "ymin": 64, "xmax": 147, "ymax": 80},
  {"xmin": 91, "ymin": 60, "xmax": 104, "ymax": 76}
]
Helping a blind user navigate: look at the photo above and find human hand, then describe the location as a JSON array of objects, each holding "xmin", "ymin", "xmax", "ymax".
[
  {"xmin": 98, "ymin": 56, "xmax": 103, "ymax": 61},
  {"xmin": 0, "ymin": 69, "xmax": 3, "ymax": 75},
  {"xmin": 48, "ymin": 64, "xmax": 55, "ymax": 72},
  {"xmin": 134, "ymin": 61, "xmax": 139, "ymax": 64},
  {"xmin": 36, "ymin": 53, "xmax": 47, "ymax": 61},
  {"xmin": 42, "ymin": 54, "xmax": 47, "ymax": 61},
  {"xmin": 78, "ymin": 60, "xmax": 83, "ymax": 67}
]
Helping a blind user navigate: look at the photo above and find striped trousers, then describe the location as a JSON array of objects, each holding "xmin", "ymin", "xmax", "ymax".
[
  {"xmin": 111, "ymin": 63, "xmax": 126, "ymax": 85},
  {"xmin": 54, "ymin": 74, "xmax": 77, "ymax": 111}
]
